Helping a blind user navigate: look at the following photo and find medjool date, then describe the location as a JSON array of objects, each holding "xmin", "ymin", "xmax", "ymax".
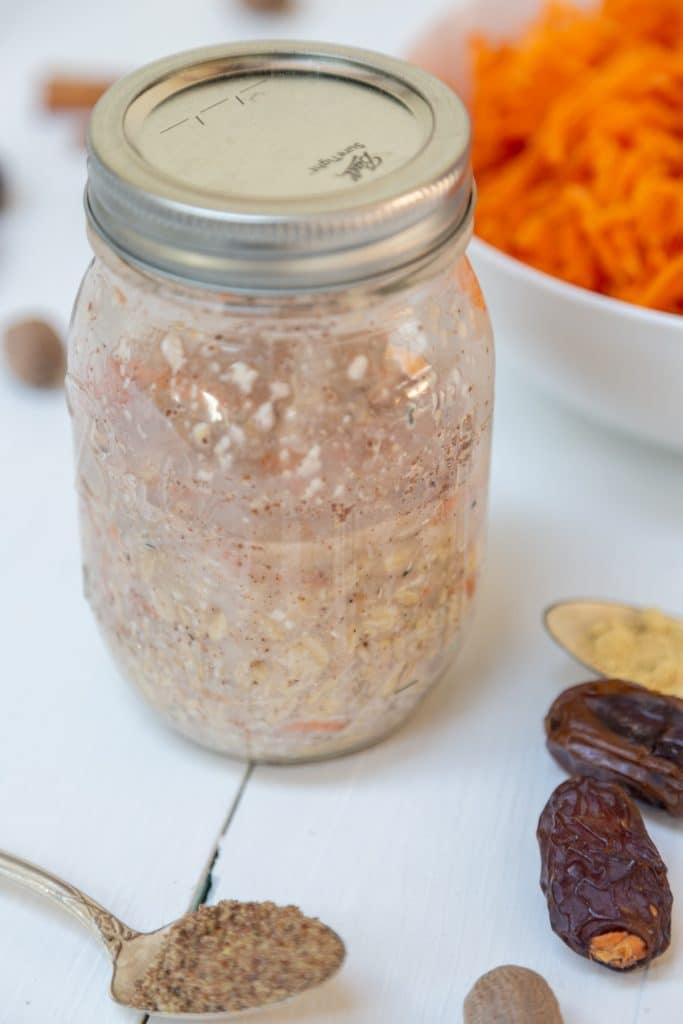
[
  {"xmin": 545, "ymin": 679, "xmax": 683, "ymax": 817},
  {"xmin": 538, "ymin": 777, "xmax": 672, "ymax": 970}
]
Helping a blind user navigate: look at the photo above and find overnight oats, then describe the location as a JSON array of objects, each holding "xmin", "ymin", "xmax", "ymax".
[{"xmin": 68, "ymin": 42, "xmax": 494, "ymax": 760}]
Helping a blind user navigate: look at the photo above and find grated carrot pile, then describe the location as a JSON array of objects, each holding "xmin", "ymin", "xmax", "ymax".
[{"xmin": 471, "ymin": 0, "xmax": 683, "ymax": 315}]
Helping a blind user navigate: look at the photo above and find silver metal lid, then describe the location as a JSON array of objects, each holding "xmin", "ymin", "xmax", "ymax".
[{"xmin": 86, "ymin": 41, "xmax": 472, "ymax": 292}]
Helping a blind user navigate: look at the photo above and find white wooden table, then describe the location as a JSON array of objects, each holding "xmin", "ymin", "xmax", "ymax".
[{"xmin": 1, "ymin": 1, "xmax": 682, "ymax": 1021}]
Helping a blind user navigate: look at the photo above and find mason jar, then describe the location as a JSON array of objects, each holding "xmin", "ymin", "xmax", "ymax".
[{"xmin": 67, "ymin": 42, "xmax": 494, "ymax": 762}]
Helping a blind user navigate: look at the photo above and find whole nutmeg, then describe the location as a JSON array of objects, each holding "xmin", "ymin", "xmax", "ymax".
[
  {"xmin": 240, "ymin": 0, "xmax": 291, "ymax": 11},
  {"xmin": 3, "ymin": 318, "xmax": 66, "ymax": 388},
  {"xmin": 464, "ymin": 965, "xmax": 564, "ymax": 1024}
]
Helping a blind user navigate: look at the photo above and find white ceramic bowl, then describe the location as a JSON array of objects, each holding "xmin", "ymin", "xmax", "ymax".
[{"xmin": 411, "ymin": 0, "xmax": 683, "ymax": 452}]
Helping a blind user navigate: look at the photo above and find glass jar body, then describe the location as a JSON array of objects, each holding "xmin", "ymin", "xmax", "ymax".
[{"xmin": 67, "ymin": 238, "xmax": 494, "ymax": 762}]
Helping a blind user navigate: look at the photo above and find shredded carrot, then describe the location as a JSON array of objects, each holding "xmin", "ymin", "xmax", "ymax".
[
  {"xmin": 468, "ymin": 0, "xmax": 683, "ymax": 315},
  {"xmin": 385, "ymin": 342, "xmax": 430, "ymax": 378},
  {"xmin": 283, "ymin": 720, "xmax": 349, "ymax": 734}
]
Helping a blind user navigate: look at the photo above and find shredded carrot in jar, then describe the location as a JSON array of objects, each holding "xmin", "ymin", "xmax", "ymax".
[{"xmin": 470, "ymin": 0, "xmax": 683, "ymax": 315}]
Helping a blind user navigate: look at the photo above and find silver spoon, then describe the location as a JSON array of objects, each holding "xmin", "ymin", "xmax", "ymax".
[
  {"xmin": 0, "ymin": 849, "xmax": 345, "ymax": 1020},
  {"xmin": 544, "ymin": 599, "xmax": 683, "ymax": 688}
]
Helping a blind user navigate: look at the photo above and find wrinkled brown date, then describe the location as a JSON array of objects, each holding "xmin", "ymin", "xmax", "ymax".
[
  {"xmin": 545, "ymin": 679, "xmax": 683, "ymax": 817},
  {"xmin": 538, "ymin": 777, "xmax": 672, "ymax": 970}
]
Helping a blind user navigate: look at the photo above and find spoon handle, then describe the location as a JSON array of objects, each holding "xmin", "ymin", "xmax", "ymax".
[{"xmin": 0, "ymin": 849, "xmax": 138, "ymax": 956}]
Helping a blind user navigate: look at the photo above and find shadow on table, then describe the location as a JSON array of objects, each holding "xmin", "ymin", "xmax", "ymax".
[
  {"xmin": 400, "ymin": 517, "xmax": 534, "ymax": 726},
  {"xmin": 373, "ymin": 505, "xmax": 552, "ymax": 755},
  {"xmin": 252, "ymin": 505, "xmax": 556, "ymax": 790},
  {"xmin": 209, "ymin": 977, "xmax": 357, "ymax": 1023}
]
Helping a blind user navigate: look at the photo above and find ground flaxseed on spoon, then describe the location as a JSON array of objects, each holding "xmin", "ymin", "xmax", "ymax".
[{"xmin": 132, "ymin": 900, "xmax": 345, "ymax": 1014}]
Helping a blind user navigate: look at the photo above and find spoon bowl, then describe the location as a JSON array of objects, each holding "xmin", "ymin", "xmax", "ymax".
[
  {"xmin": 544, "ymin": 599, "xmax": 683, "ymax": 692},
  {"xmin": 111, "ymin": 917, "xmax": 345, "ymax": 1020},
  {"xmin": 0, "ymin": 850, "xmax": 345, "ymax": 1019}
]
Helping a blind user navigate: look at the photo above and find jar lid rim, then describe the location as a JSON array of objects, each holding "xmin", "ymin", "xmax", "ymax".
[{"xmin": 86, "ymin": 41, "xmax": 473, "ymax": 292}]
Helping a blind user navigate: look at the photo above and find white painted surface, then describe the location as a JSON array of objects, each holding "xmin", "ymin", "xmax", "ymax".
[
  {"xmin": 1, "ymin": 1, "xmax": 682, "ymax": 1023},
  {"xmin": 208, "ymin": 372, "xmax": 683, "ymax": 1024},
  {"xmin": 0, "ymin": 368, "xmax": 248, "ymax": 1024}
]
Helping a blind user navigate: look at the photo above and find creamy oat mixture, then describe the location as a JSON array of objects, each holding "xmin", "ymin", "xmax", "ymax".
[{"xmin": 68, "ymin": 243, "xmax": 493, "ymax": 760}]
